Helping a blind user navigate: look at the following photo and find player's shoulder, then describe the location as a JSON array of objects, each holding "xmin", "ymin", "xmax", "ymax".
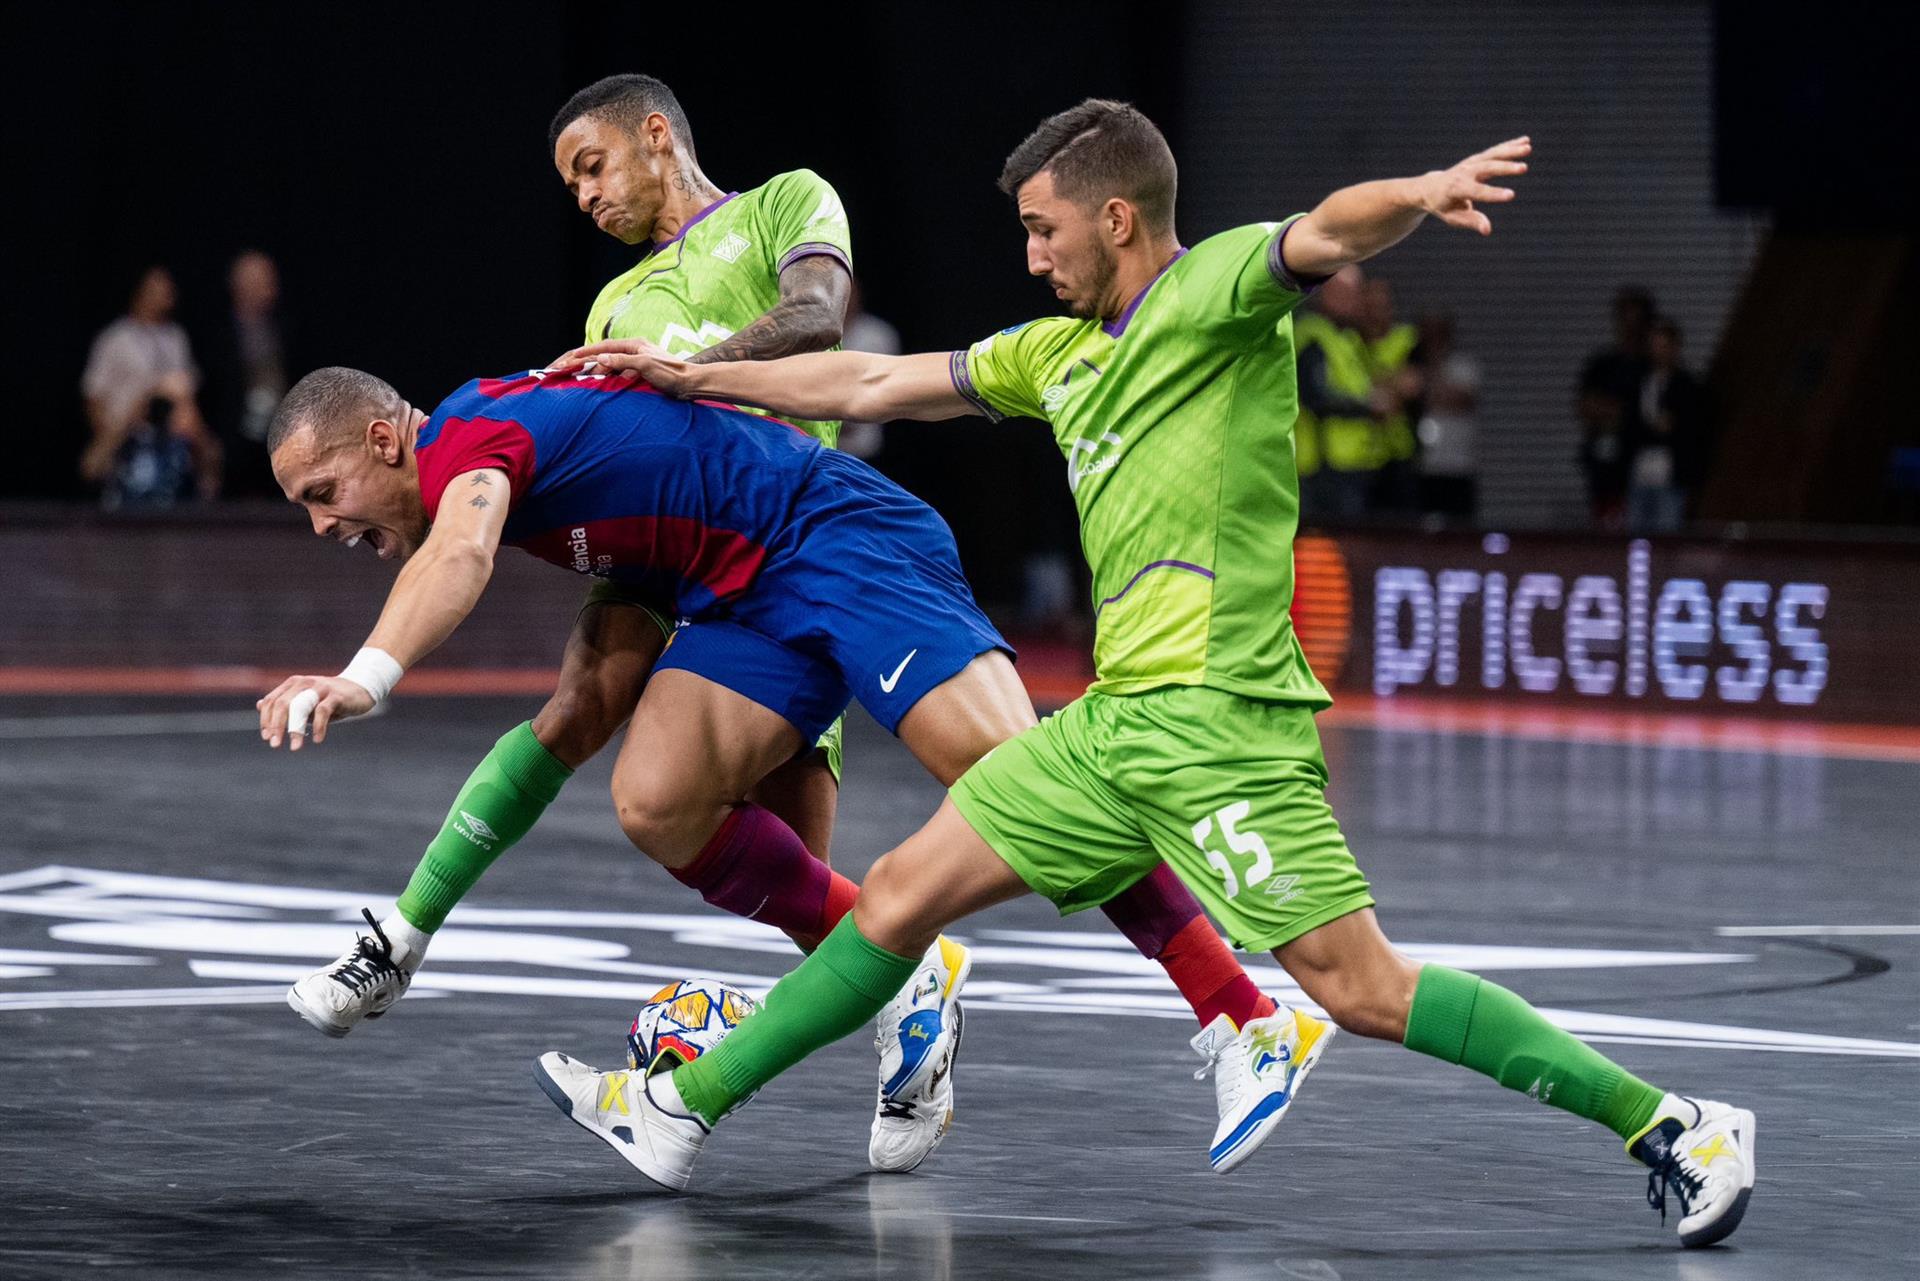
[
  {"xmin": 975, "ymin": 315, "xmax": 1087, "ymax": 361},
  {"xmin": 753, "ymin": 167, "xmax": 836, "ymax": 198},
  {"xmin": 1181, "ymin": 220, "xmax": 1294, "ymax": 268}
]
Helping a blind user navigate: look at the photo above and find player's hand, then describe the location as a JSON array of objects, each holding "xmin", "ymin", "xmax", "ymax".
[
  {"xmin": 548, "ymin": 339, "xmax": 696, "ymax": 395},
  {"xmin": 1418, "ymin": 136, "xmax": 1530, "ymax": 235},
  {"xmin": 256, "ymin": 675, "xmax": 376, "ymax": 751}
]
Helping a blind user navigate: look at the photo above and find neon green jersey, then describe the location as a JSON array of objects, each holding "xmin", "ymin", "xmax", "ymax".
[
  {"xmin": 584, "ymin": 169, "xmax": 853, "ymax": 447},
  {"xmin": 951, "ymin": 219, "xmax": 1328, "ymax": 705}
]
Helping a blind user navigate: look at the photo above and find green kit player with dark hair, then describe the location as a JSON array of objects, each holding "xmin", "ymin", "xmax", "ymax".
[{"xmin": 540, "ymin": 99, "xmax": 1757, "ymax": 1248}]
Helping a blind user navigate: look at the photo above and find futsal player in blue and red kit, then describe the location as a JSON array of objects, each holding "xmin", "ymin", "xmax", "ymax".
[{"xmin": 256, "ymin": 363, "xmax": 1304, "ymax": 1176}]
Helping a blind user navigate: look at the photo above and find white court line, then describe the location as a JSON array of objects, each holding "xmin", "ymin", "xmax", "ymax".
[
  {"xmin": 0, "ymin": 703, "xmax": 387, "ymax": 740},
  {"xmin": 1716, "ymin": 925, "xmax": 1920, "ymax": 937}
]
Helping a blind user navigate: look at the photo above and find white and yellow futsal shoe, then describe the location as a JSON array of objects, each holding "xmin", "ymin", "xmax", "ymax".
[
  {"xmin": 869, "ymin": 935, "xmax": 972, "ymax": 1172},
  {"xmin": 534, "ymin": 1051, "xmax": 710, "ymax": 1192},
  {"xmin": 1628, "ymin": 1093, "xmax": 1757, "ymax": 1248},
  {"xmin": 1191, "ymin": 1005, "xmax": 1335, "ymax": 1172},
  {"xmin": 286, "ymin": 909, "xmax": 425, "ymax": 1037}
]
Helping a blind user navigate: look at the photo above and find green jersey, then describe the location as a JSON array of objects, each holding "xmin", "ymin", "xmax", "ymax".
[
  {"xmin": 951, "ymin": 219, "xmax": 1328, "ymax": 706},
  {"xmin": 584, "ymin": 169, "xmax": 853, "ymax": 447}
]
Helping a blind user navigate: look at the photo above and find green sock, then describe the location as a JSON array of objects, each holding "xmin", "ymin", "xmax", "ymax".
[
  {"xmin": 674, "ymin": 915, "xmax": 918, "ymax": 1126},
  {"xmin": 1403, "ymin": 964, "xmax": 1664, "ymax": 1141},
  {"xmin": 393, "ymin": 722, "xmax": 573, "ymax": 933}
]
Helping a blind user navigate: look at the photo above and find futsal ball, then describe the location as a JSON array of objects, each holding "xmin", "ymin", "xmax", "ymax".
[{"xmin": 626, "ymin": 977, "xmax": 757, "ymax": 1072}]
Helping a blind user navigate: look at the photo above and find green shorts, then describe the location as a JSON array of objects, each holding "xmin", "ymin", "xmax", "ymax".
[
  {"xmin": 579, "ymin": 581, "xmax": 845, "ymax": 782},
  {"xmin": 949, "ymin": 685, "xmax": 1372, "ymax": 952}
]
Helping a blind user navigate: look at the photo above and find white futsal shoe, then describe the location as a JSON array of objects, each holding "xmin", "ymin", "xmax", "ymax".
[
  {"xmin": 1628, "ymin": 1093, "xmax": 1757, "ymax": 1248},
  {"xmin": 286, "ymin": 909, "xmax": 426, "ymax": 1037},
  {"xmin": 870, "ymin": 935, "xmax": 973, "ymax": 1172},
  {"xmin": 534, "ymin": 1051, "xmax": 710, "ymax": 1192},
  {"xmin": 1191, "ymin": 1006, "xmax": 1336, "ymax": 1172}
]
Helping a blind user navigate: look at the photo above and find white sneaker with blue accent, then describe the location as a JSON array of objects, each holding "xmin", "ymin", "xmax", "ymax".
[
  {"xmin": 869, "ymin": 935, "xmax": 972, "ymax": 1172},
  {"xmin": 534, "ymin": 1051, "xmax": 709, "ymax": 1191},
  {"xmin": 1191, "ymin": 1006, "xmax": 1335, "ymax": 1173}
]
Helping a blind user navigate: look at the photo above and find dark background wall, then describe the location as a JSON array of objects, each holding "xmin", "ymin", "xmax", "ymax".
[
  {"xmin": 6, "ymin": 2, "xmax": 1912, "ymax": 590},
  {"xmin": 5, "ymin": 0, "xmax": 1185, "ymax": 603}
]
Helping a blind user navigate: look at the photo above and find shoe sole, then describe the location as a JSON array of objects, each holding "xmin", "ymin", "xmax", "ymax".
[
  {"xmin": 286, "ymin": 987, "xmax": 353, "ymax": 1039},
  {"xmin": 533, "ymin": 1056, "xmax": 690, "ymax": 1193},
  {"xmin": 1210, "ymin": 1023, "xmax": 1337, "ymax": 1174},
  {"xmin": 871, "ymin": 1000, "xmax": 965, "ymax": 1174},
  {"xmin": 1680, "ymin": 1109, "xmax": 1757, "ymax": 1249}
]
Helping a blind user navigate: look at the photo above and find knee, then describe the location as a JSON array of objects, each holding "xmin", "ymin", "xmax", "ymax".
[
  {"xmin": 852, "ymin": 851, "xmax": 939, "ymax": 957},
  {"xmin": 1291, "ymin": 951, "xmax": 1421, "ymax": 1042},
  {"xmin": 611, "ymin": 775, "xmax": 691, "ymax": 867},
  {"xmin": 532, "ymin": 685, "xmax": 626, "ymax": 769}
]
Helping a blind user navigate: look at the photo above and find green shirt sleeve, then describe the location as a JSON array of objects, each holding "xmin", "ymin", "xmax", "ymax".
[
  {"xmin": 1176, "ymin": 217, "xmax": 1319, "ymax": 338},
  {"xmin": 755, "ymin": 169, "xmax": 854, "ymax": 276},
  {"xmin": 950, "ymin": 321, "xmax": 1052, "ymax": 422}
]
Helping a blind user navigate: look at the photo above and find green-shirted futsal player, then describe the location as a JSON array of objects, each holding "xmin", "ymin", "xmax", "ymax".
[
  {"xmin": 279, "ymin": 78, "xmax": 1304, "ymax": 1177},
  {"xmin": 538, "ymin": 100, "xmax": 1756, "ymax": 1247}
]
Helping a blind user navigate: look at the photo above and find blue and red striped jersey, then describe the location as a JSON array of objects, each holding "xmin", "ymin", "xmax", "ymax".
[{"xmin": 415, "ymin": 370, "xmax": 821, "ymax": 616}]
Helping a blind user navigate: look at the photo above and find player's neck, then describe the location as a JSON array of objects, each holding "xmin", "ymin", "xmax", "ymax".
[
  {"xmin": 1101, "ymin": 239, "xmax": 1185, "ymax": 323},
  {"xmin": 651, "ymin": 166, "xmax": 728, "ymax": 245}
]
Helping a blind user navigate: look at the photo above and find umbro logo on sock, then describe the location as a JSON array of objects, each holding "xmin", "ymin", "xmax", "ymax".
[{"xmin": 455, "ymin": 811, "xmax": 498, "ymax": 848}]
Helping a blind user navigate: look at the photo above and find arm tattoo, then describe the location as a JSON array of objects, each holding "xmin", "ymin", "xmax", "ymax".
[
  {"xmin": 468, "ymin": 495, "xmax": 490, "ymax": 509},
  {"xmin": 688, "ymin": 256, "xmax": 852, "ymax": 365},
  {"xmin": 468, "ymin": 473, "xmax": 491, "ymax": 486}
]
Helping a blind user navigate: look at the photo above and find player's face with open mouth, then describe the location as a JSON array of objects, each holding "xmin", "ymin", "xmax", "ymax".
[
  {"xmin": 1015, "ymin": 172, "xmax": 1118, "ymax": 320},
  {"xmin": 273, "ymin": 432, "xmax": 429, "ymax": 564},
  {"xmin": 554, "ymin": 117, "xmax": 665, "ymax": 246}
]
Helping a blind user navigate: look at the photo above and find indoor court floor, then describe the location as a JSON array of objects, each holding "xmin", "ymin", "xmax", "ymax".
[{"xmin": 1, "ymin": 695, "xmax": 1915, "ymax": 1280}]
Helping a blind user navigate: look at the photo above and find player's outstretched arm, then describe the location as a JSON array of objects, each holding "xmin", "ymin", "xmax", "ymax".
[
  {"xmin": 1281, "ymin": 136, "xmax": 1531, "ymax": 281},
  {"xmin": 257, "ymin": 468, "xmax": 510, "ymax": 751},
  {"xmin": 554, "ymin": 342, "xmax": 983, "ymax": 424}
]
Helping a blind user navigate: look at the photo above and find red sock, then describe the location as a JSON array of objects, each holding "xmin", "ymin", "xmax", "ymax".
[
  {"xmin": 1102, "ymin": 865, "xmax": 1277, "ymax": 1028},
  {"xmin": 1159, "ymin": 916, "xmax": 1278, "ymax": 1030},
  {"xmin": 670, "ymin": 804, "xmax": 858, "ymax": 951}
]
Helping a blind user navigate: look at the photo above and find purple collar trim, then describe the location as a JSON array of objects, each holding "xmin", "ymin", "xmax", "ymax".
[
  {"xmin": 1101, "ymin": 247, "xmax": 1188, "ymax": 338},
  {"xmin": 642, "ymin": 191, "xmax": 740, "ymax": 259}
]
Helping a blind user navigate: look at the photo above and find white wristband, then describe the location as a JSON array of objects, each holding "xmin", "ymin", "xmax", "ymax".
[{"xmin": 337, "ymin": 647, "xmax": 405, "ymax": 706}]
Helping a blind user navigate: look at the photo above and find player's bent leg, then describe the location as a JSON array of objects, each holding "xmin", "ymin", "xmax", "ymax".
[
  {"xmin": 612, "ymin": 669, "xmax": 806, "ymax": 866},
  {"xmin": 612, "ymin": 667, "xmax": 860, "ymax": 955},
  {"xmin": 530, "ymin": 596, "xmax": 670, "ymax": 769},
  {"xmin": 288, "ymin": 598, "xmax": 667, "ymax": 1039},
  {"xmin": 892, "ymin": 649, "xmax": 1036, "ymax": 787}
]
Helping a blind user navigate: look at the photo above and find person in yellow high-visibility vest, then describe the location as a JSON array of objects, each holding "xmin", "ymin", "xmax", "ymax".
[
  {"xmin": 1362, "ymin": 275, "xmax": 1420, "ymax": 512},
  {"xmin": 1295, "ymin": 267, "xmax": 1385, "ymax": 520}
]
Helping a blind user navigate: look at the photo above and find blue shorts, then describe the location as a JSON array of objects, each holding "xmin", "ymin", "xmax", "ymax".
[{"xmin": 654, "ymin": 449, "xmax": 1011, "ymax": 742}]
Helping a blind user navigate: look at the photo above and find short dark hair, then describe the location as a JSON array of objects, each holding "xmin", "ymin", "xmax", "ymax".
[
  {"xmin": 548, "ymin": 74, "xmax": 695, "ymax": 162},
  {"xmin": 267, "ymin": 367, "xmax": 403, "ymax": 457},
  {"xmin": 997, "ymin": 99, "xmax": 1177, "ymax": 233}
]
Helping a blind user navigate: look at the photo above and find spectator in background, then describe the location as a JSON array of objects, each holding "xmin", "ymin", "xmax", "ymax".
[
  {"xmin": 1295, "ymin": 266, "xmax": 1389, "ymax": 520},
  {"xmin": 1409, "ymin": 312, "xmax": 1481, "ymax": 520},
  {"xmin": 204, "ymin": 250, "xmax": 292, "ymax": 498},
  {"xmin": 79, "ymin": 266, "xmax": 220, "ymax": 507},
  {"xmin": 1627, "ymin": 315, "xmax": 1709, "ymax": 531},
  {"xmin": 1576, "ymin": 285, "xmax": 1654, "ymax": 527},
  {"xmin": 832, "ymin": 277, "xmax": 899, "ymax": 461},
  {"xmin": 1360, "ymin": 274, "xmax": 1419, "ymax": 513}
]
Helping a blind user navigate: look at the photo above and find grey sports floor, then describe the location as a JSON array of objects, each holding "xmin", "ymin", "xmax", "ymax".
[{"xmin": 1, "ymin": 695, "xmax": 1915, "ymax": 1280}]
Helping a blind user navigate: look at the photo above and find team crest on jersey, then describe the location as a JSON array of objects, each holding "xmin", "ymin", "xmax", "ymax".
[
  {"xmin": 658, "ymin": 320, "xmax": 737, "ymax": 357},
  {"xmin": 710, "ymin": 232, "xmax": 752, "ymax": 263}
]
